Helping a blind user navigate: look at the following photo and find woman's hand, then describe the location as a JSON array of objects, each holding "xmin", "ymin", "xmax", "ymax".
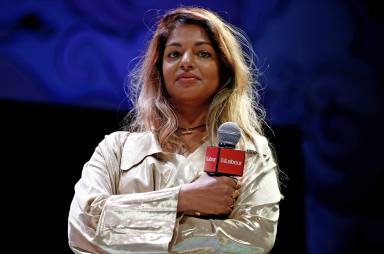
[{"xmin": 177, "ymin": 172, "xmax": 241, "ymax": 216}]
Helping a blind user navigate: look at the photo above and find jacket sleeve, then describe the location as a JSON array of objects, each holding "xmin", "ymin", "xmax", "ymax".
[
  {"xmin": 171, "ymin": 137, "xmax": 282, "ymax": 254},
  {"xmin": 68, "ymin": 132, "xmax": 180, "ymax": 254}
]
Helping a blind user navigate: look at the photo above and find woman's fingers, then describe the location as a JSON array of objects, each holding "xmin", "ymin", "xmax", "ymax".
[
  {"xmin": 227, "ymin": 176, "xmax": 242, "ymax": 190},
  {"xmin": 231, "ymin": 189, "xmax": 240, "ymax": 199},
  {"xmin": 188, "ymin": 173, "xmax": 242, "ymax": 216}
]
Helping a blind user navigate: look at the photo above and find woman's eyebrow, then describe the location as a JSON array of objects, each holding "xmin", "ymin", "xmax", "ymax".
[
  {"xmin": 195, "ymin": 41, "xmax": 212, "ymax": 46},
  {"xmin": 165, "ymin": 41, "xmax": 213, "ymax": 47}
]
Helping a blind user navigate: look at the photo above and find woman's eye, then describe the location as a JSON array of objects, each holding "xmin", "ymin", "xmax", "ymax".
[
  {"xmin": 197, "ymin": 51, "xmax": 211, "ymax": 58},
  {"xmin": 168, "ymin": 51, "xmax": 180, "ymax": 58}
]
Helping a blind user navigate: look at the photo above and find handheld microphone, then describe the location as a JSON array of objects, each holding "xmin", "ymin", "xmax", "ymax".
[{"xmin": 204, "ymin": 122, "xmax": 245, "ymax": 176}]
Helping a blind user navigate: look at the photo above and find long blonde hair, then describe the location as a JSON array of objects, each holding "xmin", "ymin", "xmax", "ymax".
[{"xmin": 126, "ymin": 7, "xmax": 266, "ymax": 152}]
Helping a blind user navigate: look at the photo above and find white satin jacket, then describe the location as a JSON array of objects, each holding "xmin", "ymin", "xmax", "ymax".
[{"xmin": 68, "ymin": 131, "xmax": 282, "ymax": 253}]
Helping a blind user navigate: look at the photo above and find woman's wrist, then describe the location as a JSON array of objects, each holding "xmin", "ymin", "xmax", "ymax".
[{"xmin": 177, "ymin": 183, "xmax": 193, "ymax": 213}]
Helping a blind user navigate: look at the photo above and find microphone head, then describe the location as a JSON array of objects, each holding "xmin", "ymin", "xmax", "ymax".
[{"xmin": 217, "ymin": 122, "xmax": 241, "ymax": 148}]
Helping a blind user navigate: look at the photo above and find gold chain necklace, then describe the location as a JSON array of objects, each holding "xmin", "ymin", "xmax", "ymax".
[{"xmin": 177, "ymin": 124, "xmax": 206, "ymax": 135}]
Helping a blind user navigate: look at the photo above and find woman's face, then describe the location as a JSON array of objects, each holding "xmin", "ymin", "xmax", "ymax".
[{"xmin": 162, "ymin": 24, "xmax": 220, "ymax": 106}]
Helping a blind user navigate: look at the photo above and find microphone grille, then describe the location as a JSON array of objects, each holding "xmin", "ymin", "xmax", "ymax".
[{"xmin": 217, "ymin": 122, "xmax": 241, "ymax": 147}]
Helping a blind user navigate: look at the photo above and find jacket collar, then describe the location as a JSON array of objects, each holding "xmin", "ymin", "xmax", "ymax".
[
  {"xmin": 119, "ymin": 131, "xmax": 267, "ymax": 171},
  {"xmin": 120, "ymin": 131, "xmax": 162, "ymax": 171}
]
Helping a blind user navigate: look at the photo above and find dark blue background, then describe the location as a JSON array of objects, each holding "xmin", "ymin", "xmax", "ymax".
[{"xmin": 1, "ymin": 0, "xmax": 382, "ymax": 253}]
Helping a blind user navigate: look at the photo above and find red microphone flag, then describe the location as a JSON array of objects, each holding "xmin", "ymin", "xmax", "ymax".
[{"xmin": 204, "ymin": 146, "xmax": 245, "ymax": 176}]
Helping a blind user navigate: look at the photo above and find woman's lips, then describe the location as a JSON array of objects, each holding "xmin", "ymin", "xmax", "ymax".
[{"xmin": 176, "ymin": 72, "xmax": 200, "ymax": 81}]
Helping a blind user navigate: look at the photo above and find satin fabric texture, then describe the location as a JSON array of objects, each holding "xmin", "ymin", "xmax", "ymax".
[{"xmin": 68, "ymin": 131, "xmax": 282, "ymax": 253}]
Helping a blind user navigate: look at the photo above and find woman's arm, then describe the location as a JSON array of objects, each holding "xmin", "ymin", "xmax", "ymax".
[
  {"xmin": 68, "ymin": 132, "xmax": 180, "ymax": 254},
  {"xmin": 171, "ymin": 138, "xmax": 282, "ymax": 254}
]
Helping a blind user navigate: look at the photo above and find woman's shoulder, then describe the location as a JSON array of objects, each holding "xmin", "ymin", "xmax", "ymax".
[
  {"xmin": 103, "ymin": 131, "xmax": 130, "ymax": 143},
  {"xmin": 101, "ymin": 131, "xmax": 161, "ymax": 171},
  {"xmin": 244, "ymin": 132, "xmax": 272, "ymax": 158},
  {"xmin": 102, "ymin": 131, "xmax": 154, "ymax": 148}
]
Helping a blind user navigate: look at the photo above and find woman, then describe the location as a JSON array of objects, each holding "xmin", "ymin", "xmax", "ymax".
[{"xmin": 68, "ymin": 7, "xmax": 281, "ymax": 254}]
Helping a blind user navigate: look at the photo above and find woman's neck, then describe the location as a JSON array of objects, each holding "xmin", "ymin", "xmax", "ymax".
[{"xmin": 175, "ymin": 103, "xmax": 209, "ymax": 128}]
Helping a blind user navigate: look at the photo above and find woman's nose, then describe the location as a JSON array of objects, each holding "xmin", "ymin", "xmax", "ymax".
[{"xmin": 180, "ymin": 51, "xmax": 194, "ymax": 70}]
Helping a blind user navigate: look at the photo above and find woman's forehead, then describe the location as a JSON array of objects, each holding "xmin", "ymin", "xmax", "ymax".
[{"xmin": 166, "ymin": 24, "xmax": 211, "ymax": 45}]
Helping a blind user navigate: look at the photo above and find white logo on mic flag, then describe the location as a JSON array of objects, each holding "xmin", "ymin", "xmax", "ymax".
[
  {"xmin": 220, "ymin": 158, "xmax": 242, "ymax": 166},
  {"xmin": 206, "ymin": 157, "xmax": 216, "ymax": 162}
]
